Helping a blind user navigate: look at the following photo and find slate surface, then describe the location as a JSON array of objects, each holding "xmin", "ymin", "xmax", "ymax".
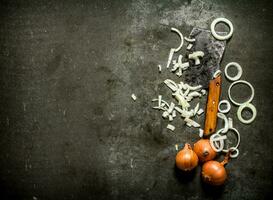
[{"xmin": 0, "ymin": 0, "xmax": 272, "ymax": 199}]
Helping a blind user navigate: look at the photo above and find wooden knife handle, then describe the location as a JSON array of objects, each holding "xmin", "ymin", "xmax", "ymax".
[{"xmin": 204, "ymin": 75, "xmax": 222, "ymax": 136}]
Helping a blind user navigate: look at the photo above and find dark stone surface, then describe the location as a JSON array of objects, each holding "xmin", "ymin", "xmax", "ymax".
[{"xmin": 0, "ymin": 0, "xmax": 272, "ymax": 199}]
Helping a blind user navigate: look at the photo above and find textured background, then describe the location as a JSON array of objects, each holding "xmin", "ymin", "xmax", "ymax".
[{"xmin": 0, "ymin": 0, "xmax": 272, "ymax": 199}]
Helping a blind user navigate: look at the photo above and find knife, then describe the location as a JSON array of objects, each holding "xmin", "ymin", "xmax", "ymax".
[{"xmin": 187, "ymin": 28, "xmax": 227, "ymax": 136}]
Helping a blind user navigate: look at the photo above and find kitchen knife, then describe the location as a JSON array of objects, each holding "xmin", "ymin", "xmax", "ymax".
[{"xmin": 187, "ymin": 28, "xmax": 227, "ymax": 136}]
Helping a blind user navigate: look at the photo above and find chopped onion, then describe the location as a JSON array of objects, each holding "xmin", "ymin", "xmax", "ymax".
[
  {"xmin": 131, "ymin": 94, "xmax": 137, "ymax": 101},
  {"xmin": 184, "ymin": 118, "xmax": 200, "ymax": 128},
  {"xmin": 199, "ymin": 129, "xmax": 204, "ymax": 138},
  {"xmin": 167, "ymin": 124, "xmax": 175, "ymax": 131}
]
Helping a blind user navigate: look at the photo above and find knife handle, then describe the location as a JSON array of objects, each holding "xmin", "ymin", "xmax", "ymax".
[{"xmin": 204, "ymin": 75, "xmax": 222, "ymax": 136}]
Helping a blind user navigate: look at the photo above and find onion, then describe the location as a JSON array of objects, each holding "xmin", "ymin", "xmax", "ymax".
[
  {"xmin": 201, "ymin": 153, "xmax": 230, "ymax": 186},
  {"xmin": 193, "ymin": 139, "xmax": 216, "ymax": 162},
  {"xmin": 175, "ymin": 143, "xmax": 198, "ymax": 171}
]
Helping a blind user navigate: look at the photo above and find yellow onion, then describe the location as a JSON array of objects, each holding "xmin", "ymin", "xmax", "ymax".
[
  {"xmin": 175, "ymin": 143, "xmax": 198, "ymax": 171},
  {"xmin": 201, "ymin": 153, "xmax": 230, "ymax": 186},
  {"xmin": 193, "ymin": 139, "xmax": 216, "ymax": 162}
]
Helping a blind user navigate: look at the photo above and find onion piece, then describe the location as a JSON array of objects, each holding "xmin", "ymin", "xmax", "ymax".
[
  {"xmin": 166, "ymin": 49, "xmax": 175, "ymax": 69},
  {"xmin": 158, "ymin": 64, "xmax": 162, "ymax": 72},
  {"xmin": 228, "ymin": 117, "xmax": 233, "ymax": 129},
  {"xmin": 194, "ymin": 103, "xmax": 199, "ymax": 115},
  {"xmin": 172, "ymin": 110, "xmax": 176, "ymax": 117},
  {"xmin": 186, "ymin": 122, "xmax": 192, "ymax": 127},
  {"xmin": 188, "ymin": 51, "xmax": 204, "ymax": 65},
  {"xmin": 213, "ymin": 70, "xmax": 222, "ymax": 78},
  {"xmin": 167, "ymin": 124, "xmax": 175, "ymax": 131},
  {"xmin": 184, "ymin": 88, "xmax": 190, "ymax": 96},
  {"xmin": 164, "ymin": 79, "xmax": 178, "ymax": 92},
  {"xmin": 188, "ymin": 91, "xmax": 202, "ymax": 98},
  {"xmin": 184, "ymin": 118, "xmax": 200, "ymax": 128},
  {"xmin": 131, "ymin": 94, "xmax": 137, "ymax": 101},
  {"xmin": 173, "ymin": 91, "xmax": 189, "ymax": 108},
  {"xmin": 210, "ymin": 132, "xmax": 227, "ymax": 152},
  {"xmin": 187, "ymin": 43, "xmax": 193, "ymax": 50},
  {"xmin": 162, "ymin": 111, "xmax": 169, "ymax": 118},
  {"xmin": 217, "ymin": 113, "xmax": 228, "ymax": 133},
  {"xmin": 171, "ymin": 27, "xmax": 184, "ymax": 52},
  {"xmin": 171, "ymin": 55, "xmax": 190, "ymax": 77},
  {"xmin": 174, "ymin": 106, "xmax": 183, "ymax": 114},
  {"xmin": 181, "ymin": 110, "xmax": 193, "ymax": 118},
  {"xmin": 199, "ymin": 129, "xmax": 204, "ymax": 138},
  {"xmin": 152, "ymin": 96, "xmax": 169, "ymax": 110},
  {"xmin": 167, "ymin": 102, "xmax": 175, "ymax": 114},
  {"xmin": 197, "ymin": 108, "xmax": 204, "ymax": 115},
  {"xmin": 201, "ymin": 89, "xmax": 206, "ymax": 95},
  {"xmin": 184, "ymin": 37, "xmax": 195, "ymax": 43}
]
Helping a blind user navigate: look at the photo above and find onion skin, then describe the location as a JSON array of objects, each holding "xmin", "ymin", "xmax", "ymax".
[
  {"xmin": 201, "ymin": 154, "xmax": 230, "ymax": 186},
  {"xmin": 175, "ymin": 143, "xmax": 198, "ymax": 171},
  {"xmin": 193, "ymin": 139, "xmax": 216, "ymax": 162}
]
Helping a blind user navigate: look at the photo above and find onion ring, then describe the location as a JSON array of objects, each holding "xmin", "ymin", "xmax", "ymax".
[
  {"xmin": 210, "ymin": 131, "xmax": 227, "ymax": 152},
  {"xmin": 211, "ymin": 18, "xmax": 234, "ymax": 40},
  {"xmin": 237, "ymin": 102, "xmax": 257, "ymax": 124},
  {"xmin": 218, "ymin": 100, "xmax": 231, "ymax": 113},
  {"xmin": 222, "ymin": 127, "xmax": 240, "ymax": 153},
  {"xmin": 225, "ymin": 62, "xmax": 243, "ymax": 81},
  {"xmin": 228, "ymin": 80, "xmax": 255, "ymax": 106}
]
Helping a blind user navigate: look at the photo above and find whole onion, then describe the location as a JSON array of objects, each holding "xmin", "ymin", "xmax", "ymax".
[
  {"xmin": 175, "ymin": 143, "xmax": 198, "ymax": 171},
  {"xmin": 193, "ymin": 139, "xmax": 216, "ymax": 162},
  {"xmin": 201, "ymin": 153, "xmax": 230, "ymax": 186}
]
